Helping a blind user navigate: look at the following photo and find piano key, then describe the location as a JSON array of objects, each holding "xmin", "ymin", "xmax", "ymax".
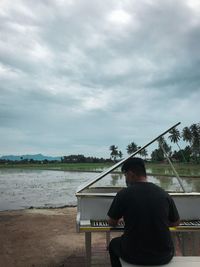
[{"xmin": 89, "ymin": 219, "xmax": 200, "ymax": 230}]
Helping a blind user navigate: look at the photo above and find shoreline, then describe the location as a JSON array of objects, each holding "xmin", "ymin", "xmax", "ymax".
[{"xmin": 0, "ymin": 204, "xmax": 77, "ymax": 213}]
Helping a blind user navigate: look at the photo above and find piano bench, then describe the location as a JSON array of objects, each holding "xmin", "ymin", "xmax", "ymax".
[{"xmin": 119, "ymin": 256, "xmax": 200, "ymax": 267}]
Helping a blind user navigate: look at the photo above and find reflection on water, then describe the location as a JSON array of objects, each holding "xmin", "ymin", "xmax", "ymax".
[
  {"xmin": 0, "ymin": 169, "xmax": 200, "ymax": 211},
  {"xmin": 146, "ymin": 166, "xmax": 200, "ymax": 177},
  {"xmin": 90, "ymin": 173, "xmax": 200, "ymax": 193}
]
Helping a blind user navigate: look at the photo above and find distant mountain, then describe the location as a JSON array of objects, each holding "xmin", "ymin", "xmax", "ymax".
[{"xmin": 0, "ymin": 154, "xmax": 61, "ymax": 161}]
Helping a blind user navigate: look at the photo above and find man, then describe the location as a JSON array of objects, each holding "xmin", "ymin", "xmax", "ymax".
[{"xmin": 107, "ymin": 157, "xmax": 180, "ymax": 267}]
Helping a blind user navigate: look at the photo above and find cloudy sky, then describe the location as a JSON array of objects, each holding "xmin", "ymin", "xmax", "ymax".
[{"xmin": 0, "ymin": 0, "xmax": 200, "ymax": 158}]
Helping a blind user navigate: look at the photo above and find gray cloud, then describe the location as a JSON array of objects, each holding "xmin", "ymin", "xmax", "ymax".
[{"xmin": 0, "ymin": 0, "xmax": 200, "ymax": 157}]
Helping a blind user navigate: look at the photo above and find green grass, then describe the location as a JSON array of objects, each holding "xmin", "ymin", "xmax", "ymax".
[
  {"xmin": 0, "ymin": 162, "xmax": 112, "ymax": 172},
  {"xmin": 0, "ymin": 162, "xmax": 200, "ymax": 177}
]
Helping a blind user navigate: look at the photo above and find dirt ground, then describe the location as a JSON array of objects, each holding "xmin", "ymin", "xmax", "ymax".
[
  {"xmin": 2, "ymin": 207, "xmax": 199, "ymax": 267},
  {"xmin": 0, "ymin": 207, "xmax": 107, "ymax": 267}
]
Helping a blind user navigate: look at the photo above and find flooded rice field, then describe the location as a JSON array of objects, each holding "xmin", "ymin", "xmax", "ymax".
[
  {"xmin": 0, "ymin": 169, "xmax": 93, "ymax": 211},
  {"xmin": 0, "ymin": 169, "xmax": 200, "ymax": 211}
]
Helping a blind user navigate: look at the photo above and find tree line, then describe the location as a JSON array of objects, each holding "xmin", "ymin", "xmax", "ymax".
[
  {"xmin": 61, "ymin": 155, "xmax": 111, "ymax": 163},
  {"xmin": 0, "ymin": 155, "xmax": 112, "ymax": 164},
  {"xmin": 109, "ymin": 122, "xmax": 200, "ymax": 163},
  {"xmin": 1, "ymin": 122, "xmax": 199, "ymax": 165}
]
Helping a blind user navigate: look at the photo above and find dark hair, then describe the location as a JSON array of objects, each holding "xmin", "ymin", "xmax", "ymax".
[{"xmin": 121, "ymin": 157, "xmax": 146, "ymax": 177}]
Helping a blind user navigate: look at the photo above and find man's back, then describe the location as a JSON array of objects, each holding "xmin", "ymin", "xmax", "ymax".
[
  {"xmin": 108, "ymin": 158, "xmax": 180, "ymax": 266},
  {"xmin": 108, "ymin": 182, "xmax": 179, "ymax": 265}
]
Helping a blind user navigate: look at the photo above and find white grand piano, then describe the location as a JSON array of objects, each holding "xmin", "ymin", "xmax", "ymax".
[{"xmin": 75, "ymin": 122, "xmax": 200, "ymax": 267}]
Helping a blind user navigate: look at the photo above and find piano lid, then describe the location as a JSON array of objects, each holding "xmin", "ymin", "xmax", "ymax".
[{"xmin": 76, "ymin": 122, "xmax": 181, "ymax": 194}]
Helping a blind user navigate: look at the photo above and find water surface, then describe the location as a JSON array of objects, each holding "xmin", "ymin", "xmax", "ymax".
[
  {"xmin": 0, "ymin": 169, "xmax": 200, "ymax": 211},
  {"xmin": 0, "ymin": 169, "xmax": 93, "ymax": 211}
]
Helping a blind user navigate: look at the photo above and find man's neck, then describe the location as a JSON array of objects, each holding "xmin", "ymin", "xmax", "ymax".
[{"xmin": 134, "ymin": 176, "xmax": 147, "ymax": 182}]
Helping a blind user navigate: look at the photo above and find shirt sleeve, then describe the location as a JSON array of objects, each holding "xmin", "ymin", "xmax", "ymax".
[
  {"xmin": 168, "ymin": 196, "xmax": 180, "ymax": 223},
  {"xmin": 107, "ymin": 191, "xmax": 124, "ymax": 220}
]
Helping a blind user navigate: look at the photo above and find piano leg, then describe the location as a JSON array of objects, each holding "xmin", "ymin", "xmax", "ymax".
[
  {"xmin": 191, "ymin": 232, "xmax": 200, "ymax": 255},
  {"xmin": 85, "ymin": 232, "xmax": 91, "ymax": 267},
  {"xmin": 106, "ymin": 232, "xmax": 110, "ymax": 250},
  {"xmin": 176, "ymin": 232, "xmax": 186, "ymax": 256},
  {"xmin": 171, "ymin": 232, "xmax": 176, "ymax": 254},
  {"xmin": 181, "ymin": 232, "xmax": 188, "ymax": 256}
]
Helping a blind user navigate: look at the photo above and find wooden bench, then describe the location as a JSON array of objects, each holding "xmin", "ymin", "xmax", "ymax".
[{"xmin": 120, "ymin": 256, "xmax": 200, "ymax": 267}]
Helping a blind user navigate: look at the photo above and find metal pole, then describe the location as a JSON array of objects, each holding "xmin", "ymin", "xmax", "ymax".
[{"xmin": 160, "ymin": 142, "xmax": 185, "ymax": 192}]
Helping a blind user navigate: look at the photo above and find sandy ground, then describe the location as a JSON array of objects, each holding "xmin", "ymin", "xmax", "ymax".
[
  {"xmin": 2, "ymin": 207, "xmax": 199, "ymax": 267},
  {"xmin": 0, "ymin": 207, "xmax": 108, "ymax": 267}
]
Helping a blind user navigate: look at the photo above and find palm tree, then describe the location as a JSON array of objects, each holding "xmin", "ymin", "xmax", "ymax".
[
  {"xmin": 109, "ymin": 145, "xmax": 119, "ymax": 162},
  {"xmin": 151, "ymin": 148, "xmax": 164, "ymax": 161},
  {"xmin": 190, "ymin": 123, "xmax": 200, "ymax": 162},
  {"xmin": 140, "ymin": 148, "xmax": 148, "ymax": 159},
  {"xmin": 168, "ymin": 128, "xmax": 186, "ymax": 162},
  {"xmin": 190, "ymin": 123, "xmax": 199, "ymax": 140},
  {"xmin": 126, "ymin": 142, "xmax": 138, "ymax": 155},
  {"xmin": 168, "ymin": 128, "xmax": 181, "ymax": 145},
  {"xmin": 182, "ymin": 123, "xmax": 200, "ymax": 162},
  {"xmin": 137, "ymin": 146, "xmax": 148, "ymax": 159},
  {"xmin": 118, "ymin": 150, "xmax": 123, "ymax": 159},
  {"xmin": 182, "ymin": 126, "xmax": 192, "ymax": 144},
  {"xmin": 158, "ymin": 137, "xmax": 171, "ymax": 157},
  {"xmin": 158, "ymin": 136, "xmax": 165, "ymax": 146}
]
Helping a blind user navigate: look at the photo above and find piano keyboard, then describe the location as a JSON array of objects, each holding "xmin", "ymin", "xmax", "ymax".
[
  {"xmin": 87, "ymin": 219, "xmax": 200, "ymax": 230},
  {"xmin": 91, "ymin": 219, "xmax": 124, "ymax": 230},
  {"xmin": 91, "ymin": 220, "xmax": 124, "ymax": 227},
  {"xmin": 179, "ymin": 220, "xmax": 200, "ymax": 227}
]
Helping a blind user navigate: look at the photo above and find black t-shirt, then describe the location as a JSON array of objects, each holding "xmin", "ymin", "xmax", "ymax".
[{"xmin": 107, "ymin": 182, "xmax": 180, "ymax": 265}]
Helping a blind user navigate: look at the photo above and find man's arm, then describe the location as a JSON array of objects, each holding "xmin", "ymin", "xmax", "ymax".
[
  {"xmin": 108, "ymin": 217, "xmax": 124, "ymax": 227},
  {"xmin": 107, "ymin": 190, "xmax": 124, "ymax": 227},
  {"xmin": 108, "ymin": 217, "xmax": 119, "ymax": 227},
  {"xmin": 168, "ymin": 196, "xmax": 180, "ymax": 227}
]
